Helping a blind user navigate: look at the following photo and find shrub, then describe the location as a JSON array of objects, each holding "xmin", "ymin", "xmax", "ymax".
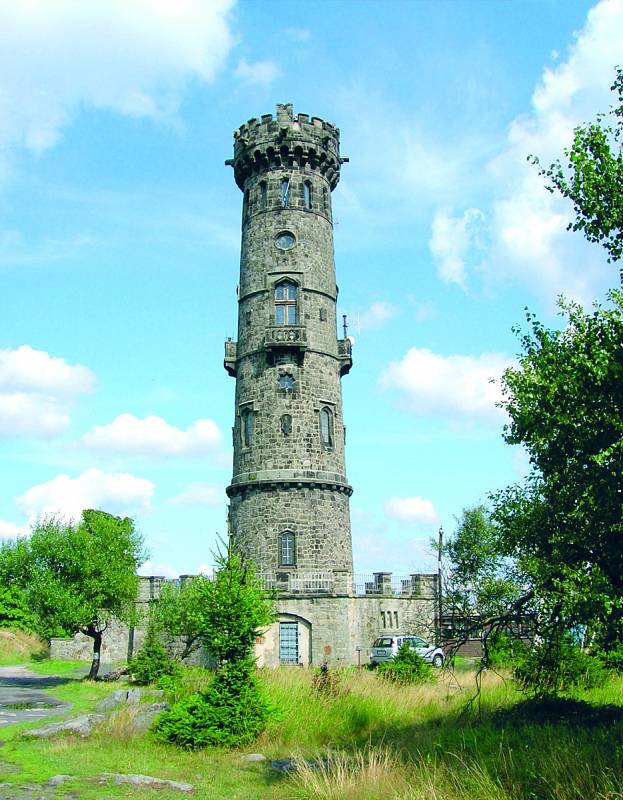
[
  {"xmin": 514, "ymin": 638, "xmax": 606, "ymax": 696},
  {"xmin": 129, "ymin": 620, "xmax": 180, "ymax": 686},
  {"xmin": 599, "ymin": 642, "xmax": 623, "ymax": 673},
  {"xmin": 484, "ymin": 630, "xmax": 525, "ymax": 669},
  {"xmin": 154, "ymin": 657, "xmax": 270, "ymax": 749},
  {"xmin": 377, "ymin": 642, "xmax": 433, "ymax": 685},
  {"xmin": 311, "ymin": 662, "xmax": 343, "ymax": 698}
]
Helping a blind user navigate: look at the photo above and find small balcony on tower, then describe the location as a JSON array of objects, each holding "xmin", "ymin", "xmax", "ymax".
[
  {"xmin": 337, "ymin": 337, "xmax": 353, "ymax": 375},
  {"xmin": 263, "ymin": 325, "xmax": 308, "ymax": 359},
  {"xmin": 224, "ymin": 339, "xmax": 237, "ymax": 376}
]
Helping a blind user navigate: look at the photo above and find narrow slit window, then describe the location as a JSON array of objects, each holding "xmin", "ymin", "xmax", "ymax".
[
  {"xmin": 275, "ymin": 281, "xmax": 297, "ymax": 325},
  {"xmin": 320, "ymin": 406, "xmax": 334, "ymax": 448},
  {"xmin": 241, "ymin": 408, "xmax": 254, "ymax": 447},
  {"xmin": 243, "ymin": 189, "xmax": 250, "ymax": 218},
  {"xmin": 303, "ymin": 181, "xmax": 312, "ymax": 209},
  {"xmin": 259, "ymin": 181, "xmax": 267, "ymax": 210},
  {"xmin": 281, "ymin": 178, "xmax": 290, "ymax": 207},
  {"xmin": 322, "ymin": 187, "xmax": 328, "ymax": 213},
  {"xmin": 279, "ymin": 530, "xmax": 295, "ymax": 566}
]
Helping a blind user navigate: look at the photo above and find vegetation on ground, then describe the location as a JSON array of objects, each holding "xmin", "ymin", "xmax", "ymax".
[
  {"xmin": 0, "ymin": 659, "xmax": 622, "ymax": 799},
  {"xmin": 0, "ymin": 509, "xmax": 145, "ymax": 679},
  {"xmin": 154, "ymin": 539, "xmax": 275, "ymax": 749},
  {"xmin": 376, "ymin": 642, "xmax": 433, "ymax": 685}
]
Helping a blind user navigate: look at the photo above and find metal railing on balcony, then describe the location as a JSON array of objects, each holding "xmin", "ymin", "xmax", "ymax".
[{"xmin": 256, "ymin": 571, "xmax": 333, "ymax": 594}]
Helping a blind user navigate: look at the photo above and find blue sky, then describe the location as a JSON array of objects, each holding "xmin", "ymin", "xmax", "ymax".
[{"xmin": 1, "ymin": 0, "xmax": 621, "ymax": 577}]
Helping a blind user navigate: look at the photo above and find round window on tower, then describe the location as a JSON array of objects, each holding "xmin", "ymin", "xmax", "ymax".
[{"xmin": 275, "ymin": 231, "xmax": 296, "ymax": 250}]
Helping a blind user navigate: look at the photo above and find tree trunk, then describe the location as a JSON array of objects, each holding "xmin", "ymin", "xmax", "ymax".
[{"xmin": 87, "ymin": 628, "xmax": 103, "ymax": 680}]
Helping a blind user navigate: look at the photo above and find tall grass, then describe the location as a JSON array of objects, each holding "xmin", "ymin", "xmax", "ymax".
[
  {"xmin": 0, "ymin": 629, "xmax": 47, "ymax": 664},
  {"xmin": 1, "ymin": 657, "xmax": 622, "ymax": 800}
]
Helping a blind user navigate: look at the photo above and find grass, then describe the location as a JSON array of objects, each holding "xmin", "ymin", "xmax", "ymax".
[
  {"xmin": 0, "ymin": 629, "xmax": 48, "ymax": 664},
  {"xmin": 1, "ymin": 643, "xmax": 622, "ymax": 799}
]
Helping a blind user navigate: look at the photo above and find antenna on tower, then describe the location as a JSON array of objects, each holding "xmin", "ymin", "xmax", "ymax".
[{"xmin": 342, "ymin": 314, "xmax": 348, "ymax": 339}]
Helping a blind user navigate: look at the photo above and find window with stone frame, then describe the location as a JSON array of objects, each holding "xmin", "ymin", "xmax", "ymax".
[
  {"xmin": 280, "ymin": 178, "xmax": 290, "ymax": 207},
  {"xmin": 279, "ymin": 530, "xmax": 296, "ymax": 566},
  {"xmin": 303, "ymin": 180, "xmax": 312, "ymax": 209},
  {"xmin": 259, "ymin": 181, "xmax": 267, "ymax": 210},
  {"xmin": 241, "ymin": 407, "xmax": 254, "ymax": 447},
  {"xmin": 319, "ymin": 406, "xmax": 334, "ymax": 448},
  {"xmin": 274, "ymin": 281, "xmax": 297, "ymax": 325}
]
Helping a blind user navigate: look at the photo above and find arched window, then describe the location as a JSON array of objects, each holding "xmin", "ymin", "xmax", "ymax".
[
  {"xmin": 280, "ymin": 178, "xmax": 290, "ymax": 207},
  {"xmin": 274, "ymin": 281, "xmax": 297, "ymax": 325},
  {"xmin": 320, "ymin": 406, "xmax": 333, "ymax": 448},
  {"xmin": 241, "ymin": 407, "xmax": 254, "ymax": 447},
  {"xmin": 259, "ymin": 181, "xmax": 267, "ymax": 210},
  {"xmin": 279, "ymin": 530, "xmax": 296, "ymax": 566},
  {"xmin": 303, "ymin": 180, "xmax": 312, "ymax": 209}
]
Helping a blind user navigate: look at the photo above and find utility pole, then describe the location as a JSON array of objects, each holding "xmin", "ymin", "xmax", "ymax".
[{"xmin": 437, "ymin": 525, "xmax": 444, "ymax": 645}]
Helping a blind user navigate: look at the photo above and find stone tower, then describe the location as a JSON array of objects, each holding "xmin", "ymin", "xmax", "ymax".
[{"xmin": 224, "ymin": 103, "xmax": 354, "ymax": 587}]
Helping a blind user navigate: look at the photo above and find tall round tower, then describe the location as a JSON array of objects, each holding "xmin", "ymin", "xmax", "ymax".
[{"xmin": 224, "ymin": 103, "xmax": 353, "ymax": 587}]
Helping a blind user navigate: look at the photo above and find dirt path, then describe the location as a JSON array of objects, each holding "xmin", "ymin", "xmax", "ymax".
[{"xmin": 0, "ymin": 666, "xmax": 71, "ymax": 728}]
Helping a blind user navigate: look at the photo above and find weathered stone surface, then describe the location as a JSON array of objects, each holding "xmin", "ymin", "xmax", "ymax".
[
  {"xmin": 45, "ymin": 775, "xmax": 72, "ymax": 786},
  {"xmin": 240, "ymin": 753, "xmax": 267, "ymax": 762},
  {"xmin": 24, "ymin": 713, "xmax": 104, "ymax": 738},
  {"xmin": 95, "ymin": 688, "xmax": 164, "ymax": 713},
  {"xmin": 100, "ymin": 665, "xmax": 129, "ymax": 682},
  {"xmin": 96, "ymin": 773, "xmax": 193, "ymax": 792}
]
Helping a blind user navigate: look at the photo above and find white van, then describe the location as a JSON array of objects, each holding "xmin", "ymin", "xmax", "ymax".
[{"xmin": 370, "ymin": 635, "xmax": 444, "ymax": 667}]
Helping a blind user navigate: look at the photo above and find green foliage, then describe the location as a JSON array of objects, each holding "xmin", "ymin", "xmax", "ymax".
[
  {"xmin": 485, "ymin": 631, "xmax": 525, "ymax": 669},
  {"xmin": 311, "ymin": 663, "xmax": 343, "ymax": 698},
  {"xmin": 440, "ymin": 506, "xmax": 522, "ymax": 644},
  {"xmin": 155, "ymin": 538, "xmax": 275, "ymax": 748},
  {"xmin": 155, "ymin": 575, "xmax": 215, "ymax": 660},
  {"xmin": 1, "ymin": 510, "xmax": 144, "ymax": 678},
  {"xmin": 376, "ymin": 642, "xmax": 433, "ymax": 685},
  {"xmin": 129, "ymin": 616, "xmax": 180, "ymax": 686},
  {"xmin": 493, "ymin": 293, "xmax": 623, "ymax": 665},
  {"xmin": 155, "ymin": 657, "xmax": 270, "ymax": 749},
  {"xmin": 0, "ymin": 584, "xmax": 37, "ymax": 633},
  {"xmin": 531, "ymin": 66, "xmax": 623, "ymax": 266},
  {"xmin": 514, "ymin": 638, "xmax": 607, "ymax": 697}
]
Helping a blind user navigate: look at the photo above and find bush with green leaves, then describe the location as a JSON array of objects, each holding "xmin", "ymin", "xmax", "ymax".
[
  {"xmin": 154, "ymin": 539, "xmax": 275, "ymax": 748},
  {"xmin": 155, "ymin": 657, "xmax": 270, "ymax": 749},
  {"xmin": 484, "ymin": 630, "xmax": 525, "ymax": 669},
  {"xmin": 514, "ymin": 637, "xmax": 606, "ymax": 696},
  {"xmin": 377, "ymin": 642, "xmax": 434, "ymax": 685},
  {"xmin": 129, "ymin": 618, "xmax": 180, "ymax": 686}
]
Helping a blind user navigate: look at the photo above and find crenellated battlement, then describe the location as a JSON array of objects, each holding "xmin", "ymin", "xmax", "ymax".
[{"xmin": 227, "ymin": 103, "xmax": 347, "ymax": 191}]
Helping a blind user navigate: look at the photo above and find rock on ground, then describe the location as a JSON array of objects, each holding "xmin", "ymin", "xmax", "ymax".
[
  {"xmin": 23, "ymin": 714, "xmax": 105, "ymax": 738},
  {"xmin": 95, "ymin": 773, "xmax": 194, "ymax": 792}
]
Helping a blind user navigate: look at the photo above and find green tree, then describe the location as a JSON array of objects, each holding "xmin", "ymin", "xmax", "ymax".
[
  {"xmin": 492, "ymin": 291, "xmax": 623, "ymax": 687},
  {"xmin": 440, "ymin": 506, "xmax": 524, "ymax": 662},
  {"xmin": 7, "ymin": 510, "xmax": 144, "ymax": 679},
  {"xmin": 155, "ymin": 538, "xmax": 275, "ymax": 748},
  {"xmin": 155, "ymin": 575, "xmax": 215, "ymax": 661},
  {"xmin": 531, "ymin": 66, "xmax": 623, "ymax": 277}
]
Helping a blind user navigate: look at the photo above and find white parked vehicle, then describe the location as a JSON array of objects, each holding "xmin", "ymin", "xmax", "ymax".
[{"xmin": 370, "ymin": 635, "xmax": 444, "ymax": 667}]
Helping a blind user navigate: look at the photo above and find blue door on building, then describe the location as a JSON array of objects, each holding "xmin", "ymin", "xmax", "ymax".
[{"xmin": 279, "ymin": 621, "xmax": 299, "ymax": 664}]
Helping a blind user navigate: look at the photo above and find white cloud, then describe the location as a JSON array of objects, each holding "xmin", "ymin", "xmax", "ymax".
[
  {"xmin": 379, "ymin": 347, "xmax": 512, "ymax": 420},
  {"xmin": 0, "ymin": 0, "xmax": 235, "ymax": 156},
  {"xmin": 138, "ymin": 560, "xmax": 178, "ymax": 580},
  {"xmin": 429, "ymin": 207, "xmax": 486, "ymax": 289},
  {"xmin": 354, "ymin": 301, "xmax": 399, "ymax": 332},
  {"xmin": 428, "ymin": 0, "xmax": 623, "ymax": 302},
  {"xmin": 197, "ymin": 564, "xmax": 215, "ymax": 576},
  {"xmin": 16, "ymin": 468, "xmax": 154, "ymax": 524},
  {"xmin": 0, "ymin": 519, "xmax": 27, "ymax": 540},
  {"xmin": 234, "ymin": 59, "xmax": 280, "ymax": 87},
  {"xmin": 0, "ymin": 345, "xmax": 95, "ymax": 437},
  {"xmin": 383, "ymin": 496, "xmax": 439, "ymax": 527},
  {"xmin": 168, "ymin": 483, "xmax": 224, "ymax": 507},
  {"xmin": 81, "ymin": 414, "xmax": 222, "ymax": 457}
]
